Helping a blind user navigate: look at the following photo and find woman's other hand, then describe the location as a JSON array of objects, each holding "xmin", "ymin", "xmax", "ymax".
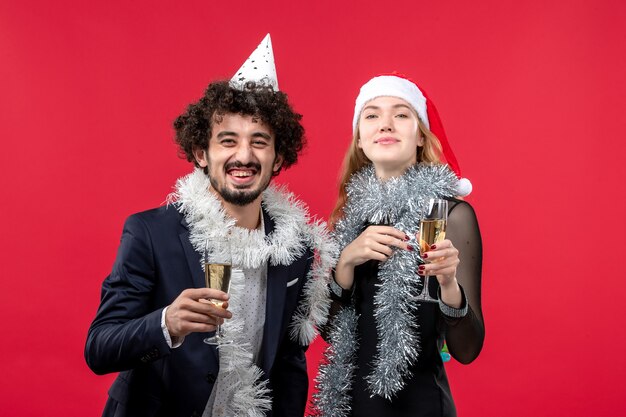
[{"xmin": 335, "ymin": 226, "xmax": 411, "ymax": 289}]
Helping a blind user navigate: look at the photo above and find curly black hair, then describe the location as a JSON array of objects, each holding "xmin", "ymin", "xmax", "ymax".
[{"xmin": 173, "ymin": 80, "xmax": 305, "ymax": 175}]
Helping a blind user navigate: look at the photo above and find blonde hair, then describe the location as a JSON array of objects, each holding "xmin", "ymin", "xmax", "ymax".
[{"xmin": 329, "ymin": 119, "xmax": 444, "ymax": 227}]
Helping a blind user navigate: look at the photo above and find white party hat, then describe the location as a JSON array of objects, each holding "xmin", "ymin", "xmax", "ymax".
[{"xmin": 230, "ymin": 33, "xmax": 279, "ymax": 91}]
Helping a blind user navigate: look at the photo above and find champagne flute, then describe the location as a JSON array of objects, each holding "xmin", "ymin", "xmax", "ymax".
[
  {"xmin": 203, "ymin": 238, "xmax": 233, "ymax": 345},
  {"xmin": 416, "ymin": 198, "xmax": 448, "ymax": 302}
]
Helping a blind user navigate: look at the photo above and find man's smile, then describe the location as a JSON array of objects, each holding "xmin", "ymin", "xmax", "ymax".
[{"xmin": 225, "ymin": 163, "xmax": 261, "ymax": 186}]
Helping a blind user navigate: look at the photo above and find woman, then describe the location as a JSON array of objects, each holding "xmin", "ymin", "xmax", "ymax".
[{"xmin": 314, "ymin": 74, "xmax": 484, "ymax": 417}]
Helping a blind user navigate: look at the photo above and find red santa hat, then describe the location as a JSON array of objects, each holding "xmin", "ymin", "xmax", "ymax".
[{"xmin": 353, "ymin": 72, "xmax": 473, "ymax": 197}]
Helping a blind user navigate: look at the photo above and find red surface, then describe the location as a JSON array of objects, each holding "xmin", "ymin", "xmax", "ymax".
[{"xmin": 1, "ymin": 1, "xmax": 625, "ymax": 416}]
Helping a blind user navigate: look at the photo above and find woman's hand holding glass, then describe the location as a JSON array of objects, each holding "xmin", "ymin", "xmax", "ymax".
[
  {"xmin": 418, "ymin": 239, "xmax": 463, "ymax": 307},
  {"xmin": 418, "ymin": 239, "xmax": 459, "ymax": 286}
]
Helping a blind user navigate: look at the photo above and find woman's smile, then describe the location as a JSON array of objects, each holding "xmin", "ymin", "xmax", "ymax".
[{"xmin": 374, "ymin": 136, "xmax": 400, "ymax": 145}]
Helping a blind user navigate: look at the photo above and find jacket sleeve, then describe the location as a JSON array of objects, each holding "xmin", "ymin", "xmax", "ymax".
[{"xmin": 85, "ymin": 214, "xmax": 171, "ymax": 375}]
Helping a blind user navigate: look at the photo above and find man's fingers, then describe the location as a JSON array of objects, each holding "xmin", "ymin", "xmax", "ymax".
[
  {"xmin": 194, "ymin": 300, "xmax": 232, "ymax": 319},
  {"xmin": 167, "ymin": 302, "xmax": 229, "ymax": 337},
  {"xmin": 182, "ymin": 288, "xmax": 230, "ymax": 302},
  {"xmin": 178, "ymin": 311, "xmax": 225, "ymax": 326},
  {"xmin": 183, "ymin": 322, "xmax": 219, "ymax": 334}
]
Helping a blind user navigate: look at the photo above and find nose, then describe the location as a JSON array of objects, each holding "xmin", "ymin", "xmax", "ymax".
[
  {"xmin": 234, "ymin": 142, "xmax": 253, "ymax": 163},
  {"xmin": 379, "ymin": 113, "xmax": 394, "ymax": 132}
]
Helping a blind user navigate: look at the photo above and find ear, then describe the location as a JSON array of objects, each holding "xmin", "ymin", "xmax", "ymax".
[
  {"xmin": 273, "ymin": 155, "xmax": 284, "ymax": 173},
  {"xmin": 193, "ymin": 147, "xmax": 208, "ymax": 168},
  {"xmin": 416, "ymin": 134, "xmax": 425, "ymax": 147}
]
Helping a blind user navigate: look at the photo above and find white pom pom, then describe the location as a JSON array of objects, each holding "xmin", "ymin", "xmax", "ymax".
[{"xmin": 456, "ymin": 177, "xmax": 473, "ymax": 196}]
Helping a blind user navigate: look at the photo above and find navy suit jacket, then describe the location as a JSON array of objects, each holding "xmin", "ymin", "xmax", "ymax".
[{"xmin": 85, "ymin": 205, "xmax": 312, "ymax": 417}]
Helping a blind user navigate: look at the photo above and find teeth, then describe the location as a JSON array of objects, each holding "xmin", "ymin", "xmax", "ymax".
[{"xmin": 231, "ymin": 171, "xmax": 254, "ymax": 177}]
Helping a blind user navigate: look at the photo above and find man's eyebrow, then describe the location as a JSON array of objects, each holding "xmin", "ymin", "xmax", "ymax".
[
  {"xmin": 216, "ymin": 131, "xmax": 238, "ymax": 139},
  {"xmin": 215, "ymin": 131, "xmax": 272, "ymax": 140},
  {"xmin": 251, "ymin": 131, "xmax": 272, "ymax": 140}
]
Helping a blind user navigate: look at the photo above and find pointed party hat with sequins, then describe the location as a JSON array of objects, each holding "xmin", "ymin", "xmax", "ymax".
[{"xmin": 230, "ymin": 33, "xmax": 279, "ymax": 91}]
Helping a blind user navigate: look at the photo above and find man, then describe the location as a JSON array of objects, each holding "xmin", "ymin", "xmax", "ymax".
[{"xmin": 85, "ymin": 34, "xmax": 334, "ymax": 417}]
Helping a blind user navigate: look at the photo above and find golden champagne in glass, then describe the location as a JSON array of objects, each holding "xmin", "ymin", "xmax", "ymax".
[
  {"xmin": 417, "ymin": 199, "xmax": 447, "ymax": 302},
  {"xmin": 203, "ymin": 238, "xmax": 233, "ymax": 345}
]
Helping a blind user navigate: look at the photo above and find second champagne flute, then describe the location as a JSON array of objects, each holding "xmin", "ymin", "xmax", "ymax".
[{"xmin": 417, "ymin": 198, "xmax": 448, "ymax": 302}]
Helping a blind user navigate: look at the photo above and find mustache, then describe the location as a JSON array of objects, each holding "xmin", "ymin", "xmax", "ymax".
[{"xmin": 224, "ymin": 161, "xmax": 262, "ymax": 171}]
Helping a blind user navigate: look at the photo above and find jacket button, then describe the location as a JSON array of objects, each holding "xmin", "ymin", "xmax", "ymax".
[{"xmin": 205, "ymin": 372, "xmax": 217, "ymax": 383}]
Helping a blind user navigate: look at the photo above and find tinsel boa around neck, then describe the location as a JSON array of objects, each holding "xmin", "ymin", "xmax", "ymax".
[
  {"xmin": 170, "ymin": 168, "xmax": 312, "ymax": 269},
  {"xmin": 167, "ymin": 169, "xmax": 337, "ymax": 417},
  {"xmin": 334, "ymin": 163, "xmax": 459, "ymax": 247},
  {"xmin": 312, "ymin": 163, "xmax": 457, "ymax": 417}
]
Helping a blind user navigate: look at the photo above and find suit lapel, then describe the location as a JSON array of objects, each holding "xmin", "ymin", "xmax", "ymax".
[
  {"xmin": 178, "ymin": 217, "xmax": 205, "ymax": 289},
  {"xmin": 260, "ymin": 209, "xmax": 288, "ymax": 375}
]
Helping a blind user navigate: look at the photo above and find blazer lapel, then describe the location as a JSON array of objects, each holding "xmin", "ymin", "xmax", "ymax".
[
  {"xmin": 259, "ymin": 209, "xmax": 288, "ymax": 375},
  {"xmin": 178, "ymin": 217, "xmax": 205, "ymax": 289}
]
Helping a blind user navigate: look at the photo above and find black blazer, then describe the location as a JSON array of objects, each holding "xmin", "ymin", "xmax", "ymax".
[{"xmin": 85, "ymin": 205, "xmax": 312, "ymax": 417}]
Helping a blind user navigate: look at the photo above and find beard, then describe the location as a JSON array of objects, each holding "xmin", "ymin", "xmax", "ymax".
[{"xmin": 207, "ymin": 161, "xmax": 273, "ymax": 206}]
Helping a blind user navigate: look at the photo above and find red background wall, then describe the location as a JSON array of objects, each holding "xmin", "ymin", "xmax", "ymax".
[{"xmin": 1, "ymin": 1, "xmax": 625, "ymax": 415}]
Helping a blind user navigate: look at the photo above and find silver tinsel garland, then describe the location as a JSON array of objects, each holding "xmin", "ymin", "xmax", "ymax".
[
  {"xmin": 313, "ymin": 163, "xmax": 458, "ymax": 415},
  {"xmin": 310, "ymin": 308, "xmax": 359, "ymax": 417}
]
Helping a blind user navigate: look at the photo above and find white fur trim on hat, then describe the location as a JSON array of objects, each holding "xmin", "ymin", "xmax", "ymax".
[
  {"xmin": 230, "ymin": 33, "xmax": 279, "ymax": 91},
  {"xmin": 353, "ymin": 75, "xmax": 429, "ymax": 131}
]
